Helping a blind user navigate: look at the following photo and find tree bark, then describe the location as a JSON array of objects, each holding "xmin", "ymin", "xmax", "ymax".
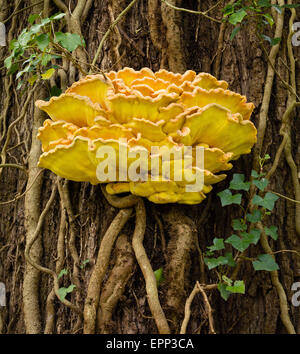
[{"xmin": 0, "ymin": 0, "xmax": 300, "ymax": 334}]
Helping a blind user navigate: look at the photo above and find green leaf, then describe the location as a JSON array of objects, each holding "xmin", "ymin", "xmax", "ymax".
[
  {"xmin": 226, "ymin": 280, "xmax": 245, "ymax": 294},
  {"xmin": 50, "ymin": 13, "xmax": 66, "ymax": 20},
  {"xmin": 232, "ymin": 219, "xmax": 247, "ymax": 231},
  {"xmin": 41, "ymin": 53, "xmax": 52, "ymax": 66},
  {"xmin": 229, "ymin": 174, "xmax": 250, "ymax": 191},
  {"xmin": 58, "ymin": 269, "xmax": 68, "ymax": 279},
  {"xmin": 253, "ymin": 177, "xmax": 269, "ymax": 191},
  {"xmin": 36, "ymin": 33, "xmax": 49, "ymax": 51},
  {"xmin": 226, "ymin": 230, "xmax": 260, "ymax": 252},
  {"xmin": 264, "ymin": 225, "xmax": 278, "ymax": 240},
  {"xmin": 269, "ymin": 37, "xmax": 281, "ymax": 46},
  {"xmin": 28, "ymin": 74, "xmax": 38, "ymax": 85},
  {"xmin": 246, "ymin": 210, "xmax": 262, "ymax": 223},
  {"xmin": 28, "ymin": 14, "xmax": 39, "ymax": 24},
  {"xmin": 154, "ymin": 268, "xmax": 164, "ymax": 287},
  {"xmin": 252, "ymin": 194, "xmax": 264, "ymax": 206},
  {"xmin": 252, "ymin": 254, "xmax": 279, "ymax": 271},
  {"xmin": 18, "ymin": 30, "xmax": 33, "ymax": 46},
  {"xmin": 55, "ymin": 32, "xmax": 84, "ymax": 51},
  {"xmin": 245, "ymin": 228, "xmax": 261, "ymax": 245},
  {"xmin": 7, "ymin": 62, "xmax": 19, "ymax": 75},
  {"xmin": 222, "ymin": 275, "xmax": 232, "ymax": 286},
  {"xmin": 4, "ymin": 54, "xmax": 14, "ymax": 70},
  {"xmin": 251, "ymin": 170, "xmax": 260, "ymax": 178},
  {"xmin": 226, "ymin": 234, "xmax": 248, "ymax": 252},
  {"xmin": 41, "ymin": 68, "xmax": 55, "ymax": 79},
  {"xmin": 281, "ymin": 4, "xmax": 300, "ymax": 8},
  {"xmin": 230, "ymin": 26, "xmax": 241, "ymax": 40},
  {"xmin": 262, "ymin": 192, "xmax": 279, "ymax": 211},
  {"xmin": 228, "ymin": 9, "xmax": 247, "ymax": 25},
  {"xmin": 218, "ymin": 283, "xmax": 231, "ymax": 301},
  {"xmin": 207, "ymin": 238, "xmax": 225, "ymax": 252},
  {"xmin": 224, "ymin": 252, "xmax": 236, "ymax": 267},
  {"xmin": 58, "ymin": 284, "xmax": 76, "ymax": 301},
  {"xmin": 50, "ymin": 85, "xmax": 62, "ymax": 97},
  {"xmin": 217, "ymin": 189, "xmax": 242, "ymax": 206},
  {"xmin": 16, "ymin": 64, "xmax": 32, "ymax": 79},
  {"xmin": 263, "ymin": 13, "xmax": 274, "ymax": 26},
  {"xmin": 223, "ymin": 4, "xmax": 235, "ymax": 16},
  {"xmin": 258, "ymin": 0, "xmax": 271, "ymax": 7},
  {"xmin": 262, "ymin": 34, "xmax": 281, "ymax": 46},
  {"xmin": 80, "ymin": 259, "xmax": 90, "ymax": 269},
  {"xmin": 204, "ymin": 253, "xmax": 235, "ymax": 270},
  {"xmin": 30, "ymin": 23, "xmax": 43, "ymax": 34},
  {"xmin": 272, "ymin": 4, "xmax": 282, "ymax": 13},
  {"xmin": 252, "ymin": 192, "xmax": 279, "ymax": 211},
  {"xmin": 16, "ymin": 80, "xmax": 24, "ymax": 90}
]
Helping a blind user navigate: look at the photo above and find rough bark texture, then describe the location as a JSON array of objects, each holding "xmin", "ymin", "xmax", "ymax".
[{"xmin": 0, "ymin": 0, "xmax": 300, "ymax": 334}]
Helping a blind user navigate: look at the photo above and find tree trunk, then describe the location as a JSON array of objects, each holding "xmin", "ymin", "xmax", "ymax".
[{"xmin": 0, "ymin": 0, "xmax": 300, "ymax": 334}]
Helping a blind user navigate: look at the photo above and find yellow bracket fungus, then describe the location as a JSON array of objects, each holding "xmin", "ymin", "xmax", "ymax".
[{"xmin": 36, "ymin": 67, "xmax": 257, "ymax": 204}]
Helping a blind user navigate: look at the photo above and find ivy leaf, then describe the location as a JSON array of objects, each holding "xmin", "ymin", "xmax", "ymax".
[
  {"xmin": 226, "ymin": 280, "xmax": 245, "ymax": 294},
  {"xmin": 253, "ymin": 177, "xmax": 269, "ymax": 191},
  {"xmin": 252, "ymin": 192, "xmax": 279, "ymax": 211},
  {"xmin": 281, "ymin": 4, "xmax": 300, "ymax": 8},
  {"xmin": 28, "ymin": 74, "xmax": 38, "ymax": 85},
  {"xmin": 58, "ymin": 269, "xmax": 68, "ymax": 279},
  {"xmin": 204, "ymin": 253, "xmax": 235, "ymax": 270},
  {"xmin": 16, "ymin": 63, "xmax": 32, "ymax": 79},
  {"xmin": 251, "ymin": 170, "xmax": 260, "ymax": 178},
  {"xmin": 16, "ymin": 80, "xmax": 24, "ymax": 90},
  {"xmin": 218, "ymin": 283, "xmax": 231, "ymax": 301},
  {"xmin": 252, "ymin": 254, "xmax": 279, "ymax": 271},
  {"xmin": 229, "ymin": 174, "xmax": 250, "ymax": 191},
  {"xmin": 154, "ymin": 268, "xmax": 164, "ymax": 287},
  {"xmin": 55, "ymin": 32, "xmax": 84, "ymax": 52},
  {"xmin": 230, "ymin": 26, "xmax": 241, "ymax": 40},
  {"xmin": 262, "ymin": 192, "xmax": 279, "ymax": 211},
  {"xmin": 272, "ymin": 4, "xmax": 282, "ymax": 13},
  {"xmin": 28, "ymin": 14, "xmax": 39, "ymax": 25},
  {"xmin": 4, "ymin": 54, "xmax": 14, "ymax": 70},
  {"xmin": 264, "ymin": 225, "xmax": 278, "ymax": 240},
  {"xmin": 222, "ymin": 275, "xmax": 232, "ymax": 286},
  {"xmin": 252, "ymin": 194, "xmax": 264, "ymax": 206},
  {"xmin": 204, "ymin": 257, "xmax": 221, "ymax": 270},
  {"xmin": 258, "ymin": 0, "xmax": 271, "ymax": 7},
  {"xmin": 224, "ymin": 252, "xmax": 236, "ymax": 267},
  {"xmin": 226, "ymin": 234, "xmax": 248, "ymax": 252},
  {"xmin": 7, "ymin": 62, "xmax": 19, "ymax": 75},
  {"xmin": 36, "ymin": 33, "xmax": 50, "ymax": 51},
  {"xmin": 217, "ymin": 189, "xmax": 242, "ymax": 206},
  {"xmin": 223, "ymin": 4, "xmax": 235, "ymax": 16},
  {"xmin": 226, "ymin": 230, "xmax": 260, "ymax": 252},
  {"xmin": 262, "ymin": 34, "xmax": 281, "ymax": 46},
  {"xmin": 263, "ymin": 13, "xmax": 274, "ymax": 26},
  {"xmin": 18, "ymin": 29, "xmax": 32, "ymax": 46},
  {"xmin": 41, "ymin": 53, "xmax": 52, "ymax": 66},
  {"xmin": 228, "ymin": 9, "xmax": 247, "ymax": 25},
  {"xmin": 244, "ymin": 228, "xmax": 261, "ymax": 245},
  {"xmin": 80, "ymin": 259, "xmax": 90, "ymax": 269},
  {"xmin": 246, "ymin": 210, "xmax": 262, "ymax": 223},
  {"xmin": 50, "ymin": 13, "xmax": 66, "ymax": 20},
  {"xmin": 58, "ymin": 284, "xmax": 76, "ymax": 301},
  {"xmin": 232, "ymin": 219, "xmax": 247, "ymax": 231},
  {"xmin": 207, "ymin": 238, "xmax": 225, "ymax": 252},
  {"xmin": 50, "ymin": 85, "xmax": 62, "ymax": 97},
  {"xmin": 41, "ymin": 68, "xmax": 55, "ymax": 80}
]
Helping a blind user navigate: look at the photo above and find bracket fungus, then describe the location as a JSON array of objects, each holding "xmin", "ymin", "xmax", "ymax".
[{"xmin": 36, "ymin": 68, "xmax": 257, "ymax": 204}]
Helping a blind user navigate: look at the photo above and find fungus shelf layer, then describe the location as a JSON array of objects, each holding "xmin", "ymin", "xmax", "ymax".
[{"xmin": 36, "ymin": 68, "xmax": 257, "ymax": 204}]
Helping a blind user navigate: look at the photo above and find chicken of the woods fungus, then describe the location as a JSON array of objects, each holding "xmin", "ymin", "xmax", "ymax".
[{"xmin": 35, "ymin": 68, "xmax": 257, "ymax": 204}]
